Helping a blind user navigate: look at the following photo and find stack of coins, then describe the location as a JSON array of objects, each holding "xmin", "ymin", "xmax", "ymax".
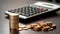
[
  {"xmin": 9, "ymin": 13, "xmax": 19, "ymax": 30},
  {"xmin": 9, "ymin": 13, "xmax": 19, "ymax": 34}
]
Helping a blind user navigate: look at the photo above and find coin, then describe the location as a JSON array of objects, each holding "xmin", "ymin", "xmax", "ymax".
[
  {"xmin": 46, "ymin": 21, "xmax": 52, "ymax": 26},
  {"xmin": 22, "ymin": 27, "xmax": 29, "ymax": 30},
  {"xmin": 19, "ymin": 28, "xmax": 22, "ymax": 31},
  {"xmin": 33, "ymin": 25, "xmax": 41, "ymax": 31},
  {"xmin": 51, "ymin": 24, "xmax": 56, "ymax": 29},
  {"xmin": 41, "ymin": 26, "xmax": 50, "ymax": 31},
  {"xmin": 30, "ymin": 23, "xmax": 37, "ymax": 28},
  {"xmin": 48, "ymin": 28, "xmax": 53, "ymax": 31},
  {"xmin": 19, "ymin": 25, "xmax": 26, "ymax": 28},
  {"xmin": 26, "ymin": 25, "xmax": 32, "ymax": 29}
]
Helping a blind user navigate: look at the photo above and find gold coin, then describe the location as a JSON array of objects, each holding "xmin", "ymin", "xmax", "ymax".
[
  {"xmin": 22, "ymin": 27, "xmax": 29, "ymax": 30},
  {"xmin": 30, "ymin": 23, "xmax": 37, "ymax": 27},
  {"xmin": 33, "ymin": 25, "xmax": 41, "ymax": 31},
  {"xmin": 26, "ymin": 25, "xmax": 32, "ymax": 29},
  {"xmin": 19, "ymin": 25, "xmax": 26, "ymax": 28},
  {"xmin": 41, "ymin": 26, "xmax": 50, "ymax": 31},
  {"xmin": 19, "ymin": 28, "xmax": 22, "ymax": 31},
  {"xmin": 48, "ymin": 28, "xmax": 53, "ymax": 31},
  {"xmin": 46, "ymin": 21, "xmax": 52, "ymax": 26},
  {"xmin": 52, "ymin": 24, "xmax": 56, "ymax": 29}
]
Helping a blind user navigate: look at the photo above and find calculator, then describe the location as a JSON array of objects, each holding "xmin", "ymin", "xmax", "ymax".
[{"xmin": 5, "ymin": 2, "xmax": 60, "ymax": 19}]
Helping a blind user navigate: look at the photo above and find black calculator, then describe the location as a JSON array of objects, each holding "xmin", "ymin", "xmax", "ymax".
[{"xmin": 5, "ymin": 2, "xmax": 60, "ymax": 19}]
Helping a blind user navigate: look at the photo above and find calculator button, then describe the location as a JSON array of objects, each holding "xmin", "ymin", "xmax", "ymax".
[
  {"xmin": 21, "ymin": 7, "xmax": 23, "ymax": 12},
  {"xmin": 18, "ymin": 8, "xmax": 21, "ymax": 12},
  {"xmin": 30, "ymin": 7, "xmax": 33, "ymax": 11},
  {"xmin": 27, "ymin": 6, "xmax": 30, "ymax": 10},
  {"xmin": 24, "ymin": 7, "xmax": 26, "ymax": 12},
  {"xmin": 44, "ymin": 8, "xmax": 48, "ymax": 11},
  {"xmin": 13, "ymin": 9, "xmax": 15, "ymax": 13},
  {"xmin": 36, "ymin": 8, "xmax": 41, "ymax": 13},
  {"xmin": 8, "ymin": 10, "xmax": 12, "ymax": 12},
  {"xmin": 10, "ymin": 9, "xmax": 15, "ymax": 13},
  {"xmin": 12, "ymin": 11, "xmax": 15, "ymax": 13}
]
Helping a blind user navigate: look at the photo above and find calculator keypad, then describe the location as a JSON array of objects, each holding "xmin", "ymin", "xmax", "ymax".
[{"xmin": 8, "ymin": 6, "xmax": 48, "ymax": 17}]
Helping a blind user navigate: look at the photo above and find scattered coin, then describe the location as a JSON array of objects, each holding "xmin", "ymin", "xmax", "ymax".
[
  {"xmin": 51, "ymin": 24, "xmax": 56, "ymax": 29},
  {"xmin": 48, "ymin": 28, "xmax": 53, "ymax": 31},
  {"xmin": 19, "ymin": 28, "xmax": 22, "ymax": 31},
  {"xmin": 18, "ymin": 21, "xmax": 56, "ymax": 32},
  {"xmin": 30, "ymin": 23, "xmax": 37, "ymax": 28},
  {"xmin": 26, "ymin": 25, "xmax": 32, "ymax": 29},
  {"xmin": 46, "ymin": 21, "xmax": 52, "ymax": 26},
  {"xmin": 41, "ymin": 26, "xmax": 50, "ymax": 31},
  {"xmin": 33, "ymin": 25, "xmax": 41, "ymax": 31},
  {"xmin": 22, "ymin": 27, "xmax": 29, "ymax": 30},
  {"xmin": 19, "ymin": 25, "xmax": 26, "ymax": 28}
]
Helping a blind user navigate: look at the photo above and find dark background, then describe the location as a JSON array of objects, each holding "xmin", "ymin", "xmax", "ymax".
[{"xmin": 0, "ymin": 0, "xmax": 60, "ymax": 34}]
